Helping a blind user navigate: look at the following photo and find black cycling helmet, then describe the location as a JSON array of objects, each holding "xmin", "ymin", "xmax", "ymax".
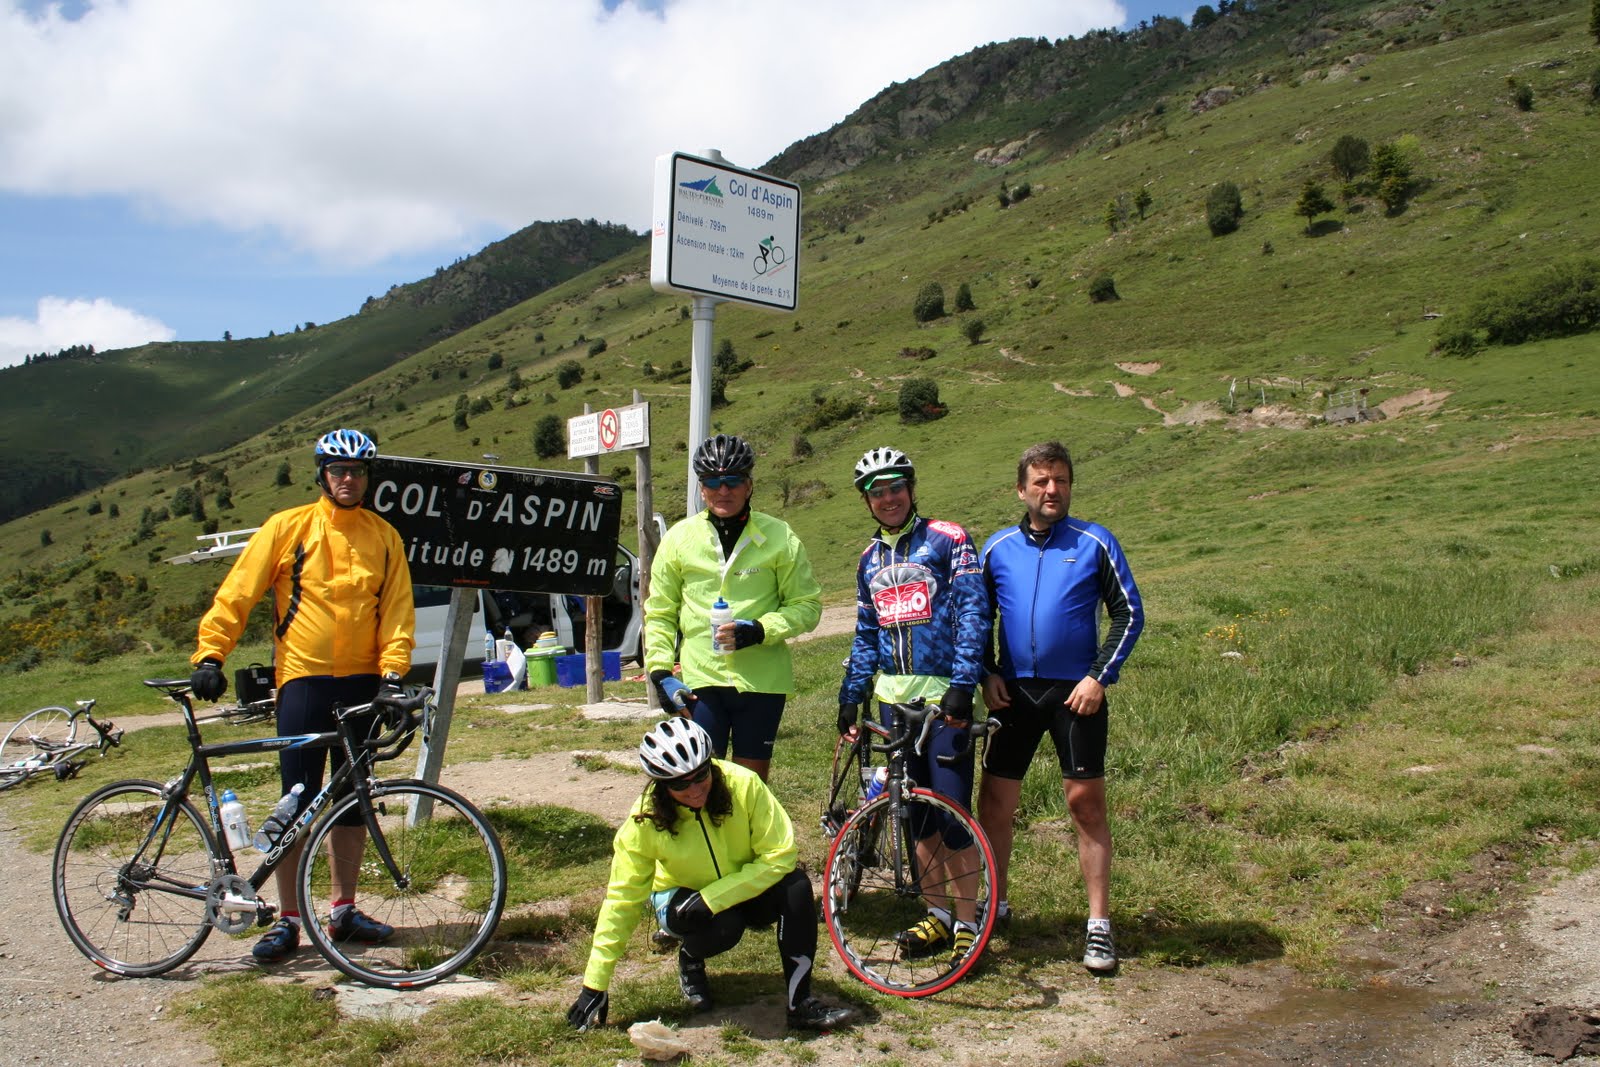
[
  {"xmin": 853, "ymin": 446, "xmax": 915, "ymax": 493},
  {"xmin": 692, "ymin": 433, "xmax": 756, "ymax": 477}
]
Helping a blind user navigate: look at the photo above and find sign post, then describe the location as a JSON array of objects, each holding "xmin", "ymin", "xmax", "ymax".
[{"xmin": 651, "ymin": 149, "xmax": 801, "ymax": 513}]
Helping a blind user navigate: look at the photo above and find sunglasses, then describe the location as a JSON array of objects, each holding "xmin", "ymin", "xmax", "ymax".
[
  {"xmin": 664, "ymin": 764, "xmax": 713, "ymax": 791},
  {"xmin": 324, "ymin": 464, "xmax": 369, "ymax": 480},
  {"xmin": 866, "ymin": 480, "xmax": 908, "ymax": 499},
  {"xmin": 700, "ymin": 474, "xmax": 748, "ymax": 490}
]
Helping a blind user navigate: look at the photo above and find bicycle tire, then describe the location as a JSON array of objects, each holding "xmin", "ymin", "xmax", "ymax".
[
  {"xmin": 823, "ymin": 788, "xmax": 997, "ymax": 997},
  {"xmin": 53, "ymin": 778, "xmax": 217, "ymax": 976},
  {"xmin": 771, "ymin": 245, "xmax": 786, "ymax": 265},
  {"xmin": 298, "ymin": 779, "xmax": 506, "ymax": 989},
  {"xmin": 1, "ymin": 705, "xmax": 77, "ymax": 765}
]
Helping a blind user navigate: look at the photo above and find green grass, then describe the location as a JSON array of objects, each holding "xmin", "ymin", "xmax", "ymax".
[{"xmin": 5, "ymin": 1, "xmax": 1600, "ymax": 1062}]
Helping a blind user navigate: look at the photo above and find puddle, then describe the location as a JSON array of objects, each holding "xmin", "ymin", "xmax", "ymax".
[{"xmin": 1170, "ymin": 957, "xmax": 1468, "ymax": 1064}]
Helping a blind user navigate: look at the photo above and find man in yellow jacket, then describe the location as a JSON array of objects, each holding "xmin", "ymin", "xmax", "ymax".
[
  {"xmin": 189, "ymin": 428, "xmax": 414, "ymax": 963},
  {"xmin": 567, "ymin": 718, "xmax": 853, "ymax": 1032}
]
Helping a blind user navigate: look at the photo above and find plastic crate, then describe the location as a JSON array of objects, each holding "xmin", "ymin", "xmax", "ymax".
[
  {"xmin": 481, "ymin": 660, "xmax": 514, "ymax": 694},
  {"xmin": 556, "ymin": 651, "xmax": 621, "ymax": 687}
]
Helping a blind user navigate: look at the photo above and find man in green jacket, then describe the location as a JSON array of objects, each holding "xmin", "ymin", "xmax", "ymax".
[
  {"xmin": 645, "ymin": 433, "xmax": 822, "ymax": 781},
  {"xmin": 566, "ymin": 718, "xmax": 853, "ymax": 1032}
]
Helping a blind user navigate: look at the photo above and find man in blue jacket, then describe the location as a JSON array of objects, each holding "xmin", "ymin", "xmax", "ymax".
[{"xmin": 979, "ymin": 441, "xmax": 1142, "ymax": 973}]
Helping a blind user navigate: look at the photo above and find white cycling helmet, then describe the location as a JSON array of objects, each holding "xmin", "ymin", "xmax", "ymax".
[
  {"xmin": 853, "ymin": 446, "xmax": 915, "ymax": 493},
  {"xmin": 639, "ymin": 717, "xmax": 714, "ymax": 779},
  {"xmin": 314, "ymin": 428, "xmax": 378, "ymax": 464}
]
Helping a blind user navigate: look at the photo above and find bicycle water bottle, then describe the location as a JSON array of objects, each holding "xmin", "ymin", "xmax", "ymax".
[
  {"xmin": 709, "ymin": 597, "xmax": 733, "ymax": 655},
  {"xmin": 219, "ymin": 789, "xmax": 251, "ymax": 850},
  {"xmin": 863, "ymin": 767, "xmax": 888, "ymax": 803},
  {"xmin": 253, "ymin": 783, "xmax": 304, "ymax": 852},
  {"xmin": 484, "ymin": 631, "xmax": 497, "ymax": 662}
]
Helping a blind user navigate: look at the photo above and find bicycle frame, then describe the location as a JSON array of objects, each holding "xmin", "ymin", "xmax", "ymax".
[{"xmin": 129, "ymin": 683, "xmax": 421, "ymax": 920}]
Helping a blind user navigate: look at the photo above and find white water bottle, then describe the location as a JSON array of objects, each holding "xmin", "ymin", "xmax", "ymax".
[
  {"xmin": 253, "ymin": 783, "xmax": 304, "ymax": 852},
  {"xmin": 497, "ymin": 626, "xmax": 515, "ymax": 662},
  {"xmin": 709, "ymin": 596, "xmax": 733, "ymax": 655},
  {"xmin": 863, "ymin": 767, "xmax": 889, "ymax": 803},
  {"xmin": 219, "ymin": 789, "xmax": 251, "ymax": 850},
  {"xmin": 484, "ymin": 631, "xmax": 497, "ymax": 661}
]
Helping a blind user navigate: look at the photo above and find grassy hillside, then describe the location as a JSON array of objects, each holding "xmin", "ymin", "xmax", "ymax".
[
  {"xmin": 0, "ymin": 219, "xmax": 642, "ymax": 524},
  {"xmin": 0, "ymin": 0, "xmax": 1596, "ymax": 671}
]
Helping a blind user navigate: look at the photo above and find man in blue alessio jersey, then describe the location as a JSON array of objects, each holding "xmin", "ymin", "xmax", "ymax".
[
  {"xmin": 978, "ymin": 440, "xmax": 1142, "ymax": 974},
  {"xmin": 837, "ymin": 446, "xmax": 990, "ymax": 967}
]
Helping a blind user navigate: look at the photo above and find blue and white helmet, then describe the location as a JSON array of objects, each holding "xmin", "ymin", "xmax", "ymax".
[
  {"xmin": 314, "ymin": 429, "xmax": 377, "ymax": 466},
  {"xmin": 639, "ymin": 717, "xmax": 714, "ymax": 779}
]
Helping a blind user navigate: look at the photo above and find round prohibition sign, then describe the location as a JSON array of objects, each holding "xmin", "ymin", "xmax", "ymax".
[{"xmin": 598, "ymin": 408, "xmax": 620, "ymax": 451}]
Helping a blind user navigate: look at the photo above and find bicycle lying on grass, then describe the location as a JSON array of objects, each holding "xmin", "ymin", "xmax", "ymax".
[
  {"xmin": 820, "ymin": 698, "xmax": 999, "ymax": 997},
  {"xmin": 52, "ymin": 679, "xmax": 506, "ymax": 989},
  {"xmin": 0, "ymin": 700, "xmax": 125, "ymax": 792}
]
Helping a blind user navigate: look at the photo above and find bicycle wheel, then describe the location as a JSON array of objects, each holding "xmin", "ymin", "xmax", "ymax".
[
  {"xmin": 299, "ymin": 779, "xmax": 506, "ymax": 989},
  {"xmin": 0, "ymin": 768, "xmax": 27, "ymax": 791},
  {"xmin": 53, "ymin": 779, "xmax": 217, "ymax": 976},
  {"xmin": 1, "ymin": 706, "xmax": 77, "ymax": 765},
  {"xmin": 823, "ymin": 788, "xmax": 997, "ymax": 997}
]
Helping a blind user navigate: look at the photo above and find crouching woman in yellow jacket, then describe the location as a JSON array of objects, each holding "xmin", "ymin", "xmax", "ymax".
[{"xmin": 567, "ymin": 718, "xmax": 854, "ymax": 1033}]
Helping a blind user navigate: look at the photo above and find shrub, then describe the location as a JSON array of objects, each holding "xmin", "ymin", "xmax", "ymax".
[
  {"xmin": 1008, "ymin": 182, "xmax": 1032, "ymax": 205},
  {"xmin": 1464, "ymin": 258, "xmax": 1600, "ymax": 345},
  {"xmin": 1088, "ymin": 274, "xmax": 1120, "ymax": 303},
  {"xmin": 1206, "ymin": 181, "xmax": 1243, "ymax": 236},
  {"xmin": 452, "ymin": 410, "xmax": 468, "ymax": 431},
  {"xmin": 711, "ymin": 370, "xmax": 729, "ymax": 408},
  {"xmin": 587, "ymin": 337, "xmax": 607, "ymax": 356},
  {"xmin": 900, "ymin": 346, "xmax": 937, "ymax": 361},
  {"xmin": 954, "ymin": 283, "xmax": 975, "ymax": 312},
  {"xmin": 1294, "ymin": 179, "xmax": 1335, "ymax": 233},
  {"xmin": 469, "ymin": 396, "xmax": 493, "ymax": 415},
  {"xmin": 1134, "ymin": 187, "xmax": 1153, "ymax": 219},
  {"xmin": 533, "ymin": 414, "xmax": 564, "ymax": 459},
  {"xmin": 803, "ymin": 392, "xmax": 864, "ymax": 432},
  {"xmin": 912, "ymin": 282, "xmax": 946, "ymax": 323},
  {"xmin": 962, "ymin": 318, "xmax": 986, "ymax": 345},
  {"xmin": 1433, "ymin": 328, "xmax": 1482, "ymax": 358},
  {"xmin": 1329, "ymin": 135, "xmax": 1370, "ymax": 180},
  {"xmin": 40, "ymin": 529, "xmax": 51, "ymax": 546},
  {"xmin": 792, "ymin": 435, "xmax": 813, "ymax": 460},
  {"xmin": 1511, "ymin": 82, "xmax": 1534, "ymax": 111},
  {"xmin": 1369, "ymin": 142, "xmax": 1414, "ymax": 212},
  {"xmin": 898, "ymin": 379, "xmax": 947, "ymax": 423},
  {"xmin": 488, "ymin": 352, "xmax": 503, "ymax": 370},
  {"xmin": 556, "ymin": 360, "xmax": 584, "ymax": 389},
  {"xmin": 87, "ymin": 499, "xmax": 102, "ymax": 515}
]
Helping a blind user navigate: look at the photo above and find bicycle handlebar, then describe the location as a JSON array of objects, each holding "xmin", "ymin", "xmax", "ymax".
[{"xmin": 866, "ymin": 699, "xmax": 997, "ymax": 763}]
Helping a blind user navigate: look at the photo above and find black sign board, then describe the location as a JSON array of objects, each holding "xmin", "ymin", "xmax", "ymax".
[{"xmin": 367, "ymin": 456, "xmax": 622, "ymax": 595}]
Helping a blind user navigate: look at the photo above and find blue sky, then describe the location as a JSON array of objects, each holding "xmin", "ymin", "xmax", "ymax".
[{"xmin": 0, "ymin": 1, "xmax": 1184, "ymax": 366}]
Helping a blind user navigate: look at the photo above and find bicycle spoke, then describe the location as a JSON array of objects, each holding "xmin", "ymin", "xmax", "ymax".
[
  {"xmin": 53, "ymin": 780, "xmax": 216, "ymax": 976},
  {"xmin": 299, "ymin": 781, "xmax": 505, "ymax": 989},
  {"xmin": 824, "ymin": 791, "xmax": 995, "ymax": 996}
]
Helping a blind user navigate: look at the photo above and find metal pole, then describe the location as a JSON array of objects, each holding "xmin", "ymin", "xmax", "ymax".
[
  {"xmin": 410, "ymin": 585, "xmax": 474, "ymax": 824},
  {"xmin": 687, "ymin": 295, "xmax": 717, "ymax": 516},
  {"xmin": 582, "ymin": 404, "xmax": 603, "ymax": 703}
]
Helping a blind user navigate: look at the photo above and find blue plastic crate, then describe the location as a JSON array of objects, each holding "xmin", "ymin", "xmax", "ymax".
[{"xmin": 556, "ymin": 651, "xmax": 621, "ymax": 687}]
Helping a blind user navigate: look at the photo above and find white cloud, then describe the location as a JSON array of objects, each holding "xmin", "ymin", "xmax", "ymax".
[
  {"xmin": 0, "ymin": 296, "xmax": 176, "ymax": 366},
  {"xmin": 0, "ymin": 0, "xmax": 1126, "ymax": 266}
]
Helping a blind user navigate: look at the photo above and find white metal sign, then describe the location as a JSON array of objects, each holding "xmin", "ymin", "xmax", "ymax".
[
  {"xmin": 568, "ymin": 402, "xmax": 651, "ymax": 459},
  {"xmin": 650, "ymin": 152, "xmax": 801, "ymax": 312}
]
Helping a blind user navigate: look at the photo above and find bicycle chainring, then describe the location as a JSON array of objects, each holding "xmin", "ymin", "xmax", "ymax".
[{"xmin": 206, "ymin": 873, "xmax": 261, "ymax": 934}]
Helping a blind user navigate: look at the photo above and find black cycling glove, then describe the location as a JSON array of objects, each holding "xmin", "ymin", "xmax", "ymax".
[
  {"xmin": 566, "ymin": 986, "xmax": 609, "ymax": 1031},
  {"xmin": 190, "ymin": 658, "xmax": 227, "ymax": 702},
  {"xmin": 837, "ymin": 703, "xmax": 860, "ymax": 735},
  {"xmin": 938, "ymin": 688, "xmax": 974, "ymax": 722},
  {"xmin": 373, "ymin": 672, "xmax": 406, "ymax": 707},
  {"xmin": 732, "ymin": 619, "xmax": 764, "ymax": 650},
  {"xmin": 671, "ymin": 889, "xmax": 714, "ymax": 931}
]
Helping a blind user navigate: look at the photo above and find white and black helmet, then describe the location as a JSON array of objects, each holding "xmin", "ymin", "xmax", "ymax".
[
  {"xmin": 639, "ymin": 717, "xmax": 714, "ymax": 779},
  {"xmin": 314, "ymin": 428, "xmax": 378, "ymax": 464},
  {"xmin": 853, "ymin": 446, "xmax": 915, "ymax": 493}
]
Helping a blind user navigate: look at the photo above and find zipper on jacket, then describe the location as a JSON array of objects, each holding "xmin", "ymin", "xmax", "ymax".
[{"xmin": 693, "ymin": 809, "xmax": 723, "ymax": 878}]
